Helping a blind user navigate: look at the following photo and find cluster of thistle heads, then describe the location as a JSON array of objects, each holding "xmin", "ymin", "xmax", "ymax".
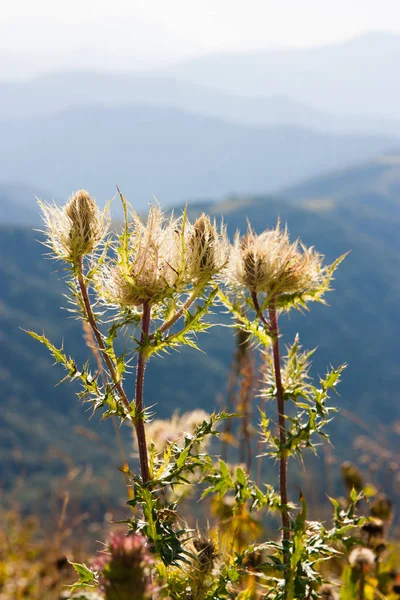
[{"xmin": 39, "ymin": 189, "xmax": 331, "ymax": 310}]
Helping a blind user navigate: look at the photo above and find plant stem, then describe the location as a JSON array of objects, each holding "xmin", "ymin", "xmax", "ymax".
[
  {"xmin": 76, "ymin": 258, "xmax": 131, "ymax": 414},
  {"xmin": 77, "ymin": 258, "xmax": 150, "ymax": 483},
  {"xmin": 359, "ymin": 571, "xmax": 365, "ymax": 600},
  {"xmin": 135, "ymin": 301, "xmax": 151, "ymax": 483},
  {"xmin": 268, "ymin": 300, "xmax": 290, "ymax": 552},
  {"xmin": 251, "ymin": 292, "xmax": 290, "ymax": 553}
]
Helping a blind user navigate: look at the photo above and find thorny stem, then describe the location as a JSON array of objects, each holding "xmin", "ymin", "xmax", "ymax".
[
  {"xmin": 76, "ymin": 258, "xmax": 150, "ymax": 483},
  {"xmin": 251, "ymin": 291, "xmax": 290, "ymax": 560},
  {"xmin": 268, "ymin": 300, "xmax": 290, "ymax": 557},
  {"xmin": 135, "ymin": 301, "xmax": 151, "ymax": 483},
  {"xmin": 77, "ymin": 258, "xmax": 131, "ymax": 414}
]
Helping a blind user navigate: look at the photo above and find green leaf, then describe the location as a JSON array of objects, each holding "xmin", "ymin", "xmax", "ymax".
[{"xmin": 68, "ymin": 561, "xmax": 97, "ymax": 593}]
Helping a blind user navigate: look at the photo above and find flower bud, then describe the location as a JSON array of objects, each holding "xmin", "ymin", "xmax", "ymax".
[
  {"xmin": 370, "ymin": 494, "xmax": 393, "ymax": 522},
  {"xmin": 225, "ymin": 223, "xmax": 326, "ymax": 303},
  {"xmin": 319, "ymin": 584, "xmax": 338, "ymax": 599},
  {"xmin": 241, "ymin": 238, "xmax": 266, "ymax": 292},
  {"xmin": 92, "ymin": 532, "xmax": 153, "ymax": 600},
  {"xmin": 66, "ymin": 190, "xmax": 98, "ymax": 247},
  {"xmin": 39, "ymin": 189, "xmax": 109, "ymax": 264},
  {"xmin": 187, "ymin": 214, "xmax": 228, "ymax": 283},
  {"xmin": 341, "ymin": 461, "xmax": 363, "ymax": 492},
  {"xmin": 99, "ymin": 205, "xmax": 186, "ymax": 307}
]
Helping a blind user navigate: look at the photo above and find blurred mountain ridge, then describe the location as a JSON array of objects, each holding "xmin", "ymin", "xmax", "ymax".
[{"xmin": 0, "ymin": 103, "xmax": 397, "ymax": 217}]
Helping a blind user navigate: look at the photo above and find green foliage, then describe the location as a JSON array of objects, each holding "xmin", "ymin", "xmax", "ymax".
[
  {"xmin": 25, "ymin": 331, "xmax": 127, "ymax": 420},
  {"xmin": 127, "ymin": 413, "xmax": 226, "ymax": 566},
  {"xmin": 202, "ymin": 460, "xmax": 281, "ymax": 513},
  {"xmin": 69, "ymin": 562, "xmax": 97, "ymax": 593},
  {"xmin": 146, "ymin": 287, "xmax": 219, "ymax": 357},
  {"xmin": 260, "ymin": 348, "xmax": 346, "ymax": 459},
  {"xmin": 218, "ymin": 289, "xmax": 273, "ymax": 349}
]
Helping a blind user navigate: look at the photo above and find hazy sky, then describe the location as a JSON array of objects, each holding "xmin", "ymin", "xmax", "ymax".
[{"xmin": 2, "ymin": 0, "xmax": 400, "ymax": 78}]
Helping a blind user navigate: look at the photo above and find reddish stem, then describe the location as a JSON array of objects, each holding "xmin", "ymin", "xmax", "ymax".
[
  {"xmin": 268, "ymin": 300, "xmax": 290, "ymax": 550},
  {"xmin": 77, "ymin": 258, "xmax": 131, "ymax": 414},
  {"xmin": 135, "ymin": 301, "xmax": 151, "ymax": 483},
  {"xmin": 251, "ymin": 291, "xmax": 290, "ymax": 555},
  {"xmin": 359, "ymin": 571, "xmax": 365, "ymax": 600},
  {"xmin": 77, "ymin": 258, "xmax": 150, "ymax": 483}
]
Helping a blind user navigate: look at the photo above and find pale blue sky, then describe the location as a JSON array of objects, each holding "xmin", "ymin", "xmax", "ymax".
[{"xmin": 2, "ymin": 0, "xmax": 400, "ymax": 78}]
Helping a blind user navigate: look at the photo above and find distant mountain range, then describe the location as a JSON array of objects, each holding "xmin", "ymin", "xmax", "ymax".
[
  {"xmin": 0, "ymin": 103, "xmax": 397, "ymax": 217},
  {"xmin": 1, "ymin": 70, "xmax": 400, "ymax": 137},
  {"xmin": 283, "ymin": 153, "xmax": 400, "ymax": 202},
  {"xmin": 1, "ymin": 156, "xmax": 399, "ymax": 510},
  {"xmin": 1, "ymin": 31, "xmax": 400, "ymax": 220},
  {"xmin": 1, "ymin": 32, "xmax": 400, "ymax": 123},
  {"xmin": 0, "ymin": 182, "xmax": 50, "ymax": 225},
  {"xmin": 170, "ymin": 32, "xmax": 400, "ymax": 120}
]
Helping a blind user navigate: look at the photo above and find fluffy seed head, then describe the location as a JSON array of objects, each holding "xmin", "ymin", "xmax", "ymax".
[
  {"xmin": 320, "ymin": 584, "xmax": 337, "ymax": 599},
  {"xmin": 225, "ymin": 223, "xmax": 326, "ymax": 302},
  {"xmin": 186, "ymin": 214, "xmax": 228, "ymax": 282},
  {"xmin": 100, "ymin": 205, "xmax": 187, "ymax": 307},
  {"xmin": 349, "ymin": 547, "xmax": 376, "ymax": 571},
  {"xmin": 39, "ymin": 190, "xmax": 109, "ymax": 264}
]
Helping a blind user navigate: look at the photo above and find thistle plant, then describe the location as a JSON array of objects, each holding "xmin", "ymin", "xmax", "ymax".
[
  {"xmin": 29, "ymin": 193, "xmax": 374, "ymax": 600},
  {"xmin": 216, "ymin": 221, "xmax": 352, "ymax": 596},
  {"xmin": 31, "ymin": 191, "xmax": 228, "ymax": 488}
]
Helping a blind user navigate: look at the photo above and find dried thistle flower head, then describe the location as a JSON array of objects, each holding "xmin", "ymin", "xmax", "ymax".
[
  {"xmin": 361, "ymin": 518, "xmax": 384, "ymax": 538},
  {"xmin": 187, "ymin": 213, "xmax": 228, "ymax": 283},
  {"xmin": 370, "ymin": 494, "xmax": 393, "ymax": 522},
  {"xmin": 92, "ymin": 531, "xmax": 153, "ymax": 600},
  {"xmin": 349, "ymin": 546, "xmax": 376, "ymax": 572},
  {"xmin": 319, "ymin": 584, "xmax": 338, "ymax": 599},
  {"xmin": 100, "ymin": 204, "xmax": 188, "ymax": 307},
  {"xmin": 193, "ymin": 537, "xmax": 217, "ymax": 573},
  {"xmin": 39, "ymin": 190, "xmax": 109, "ymax": 264},
  {"xmin": 341, "ymin": 461, "xmax": 364, "ymax": 492},
  {"xmin": 225, "ymin": 222, "xmax": 327, "ymax": 303}
]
